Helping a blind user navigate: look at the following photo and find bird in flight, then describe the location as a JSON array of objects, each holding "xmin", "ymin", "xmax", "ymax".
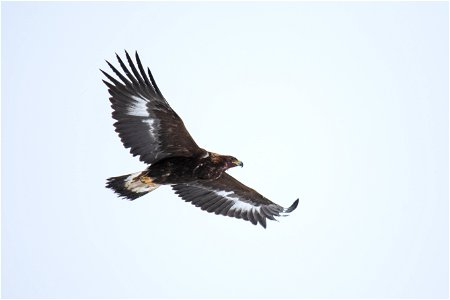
[{"xmin": 102, "ymin": 51, "xmax": 299, "ymax": 228}]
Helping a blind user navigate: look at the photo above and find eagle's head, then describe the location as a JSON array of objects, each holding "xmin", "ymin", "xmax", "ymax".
[
  {"xmin": 223, "ymin": 155, "xmax": 244, "ymax": 169},
  {"xmin": 208, "ymin": 152, "xmax": 243, "ymax": 170}
]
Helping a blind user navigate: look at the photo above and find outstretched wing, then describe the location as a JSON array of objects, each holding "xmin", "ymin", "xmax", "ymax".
[
  {"xmin": 172, "ymin": 173, "xmax": 299, "ymax": 228},
  {"xmin": 102, "ymin": 51, "xmax": 202, "ymax": 164}
]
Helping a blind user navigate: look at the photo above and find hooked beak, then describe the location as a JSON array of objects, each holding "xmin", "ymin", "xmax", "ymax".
[{"xmin": 233, "ymin": 160, "xmax": 244, "ymax": 168}]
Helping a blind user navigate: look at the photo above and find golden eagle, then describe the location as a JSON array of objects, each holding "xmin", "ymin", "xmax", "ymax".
[{"xmin": 103, "ymin": 51, "xmax": 299, "ymax": 228}]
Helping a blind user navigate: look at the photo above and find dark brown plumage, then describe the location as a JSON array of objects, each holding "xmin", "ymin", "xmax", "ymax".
[{"xmin": 103, "ymin": 51, "xmax": 299, "ymax": 228}]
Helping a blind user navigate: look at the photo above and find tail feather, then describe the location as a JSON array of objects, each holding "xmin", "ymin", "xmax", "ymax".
[{"xmin": 106, "ymin": 171, "xmax": 159, "ymax": 200}]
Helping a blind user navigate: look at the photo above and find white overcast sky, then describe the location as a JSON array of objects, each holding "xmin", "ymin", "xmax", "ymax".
[{"xmin": 2, "ymin": 1, "xmax": 448, "ymax": 298}]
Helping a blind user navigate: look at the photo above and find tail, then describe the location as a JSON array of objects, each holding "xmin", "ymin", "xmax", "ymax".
[{"xmin": 106, "ymin": 171, "xmax": 160, "ymax": 200}]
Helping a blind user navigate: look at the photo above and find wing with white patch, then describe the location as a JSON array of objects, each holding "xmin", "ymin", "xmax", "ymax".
[
  {"xmin": 102, "ymin": 51, "xmax": 202, "ymax": 164},
  {"xmin": 172, "ymin": 173, "xmax": 299, "ymax": 228}
]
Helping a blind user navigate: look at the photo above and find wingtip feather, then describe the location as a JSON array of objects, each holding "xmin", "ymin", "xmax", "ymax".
[
  {"xmin": 284, "ymin": 198, "xmax": 299, "ymax": 213},
  {"xmin": 124, "ymin": 50, "xmax": 132, "ymax": 62}
]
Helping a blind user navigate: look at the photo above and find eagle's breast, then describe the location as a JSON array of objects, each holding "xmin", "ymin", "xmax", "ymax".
[
  {"xmin": 147, "ymin": 154, "xmax": 225, "ymax": 184},
  {"xmin": 193, "ymin": 161, "xmax": 224, "ymax": 180}
]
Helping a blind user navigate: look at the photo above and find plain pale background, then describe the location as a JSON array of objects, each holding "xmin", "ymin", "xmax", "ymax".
[{"xmin": 2, "ymin": 1, "xmax": 448, "ymax": 298}]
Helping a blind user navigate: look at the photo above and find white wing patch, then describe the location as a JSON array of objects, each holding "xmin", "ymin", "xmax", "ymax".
[
  {"xmin": 127, "ymin": 95, "xmax": 162, "ymax": 155},
  {"xmin": 127, "ymin": 95, "xmax": 158, "ymax": 140},
  {"xmin": 214, "ymin": 190, "xmax": 261, "ymax": 213},
  {"xmin": 142, "ymin": 119, "xmax": 156, "ymax": 135},
  {"xmin": 128, "ymin": 95, "xmax": 149, "ymax": 117}
]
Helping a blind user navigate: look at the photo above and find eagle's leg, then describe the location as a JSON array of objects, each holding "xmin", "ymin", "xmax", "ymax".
[{"xmin": 140, "ymin": 175, "xmax": 155, "ymax": 185}]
